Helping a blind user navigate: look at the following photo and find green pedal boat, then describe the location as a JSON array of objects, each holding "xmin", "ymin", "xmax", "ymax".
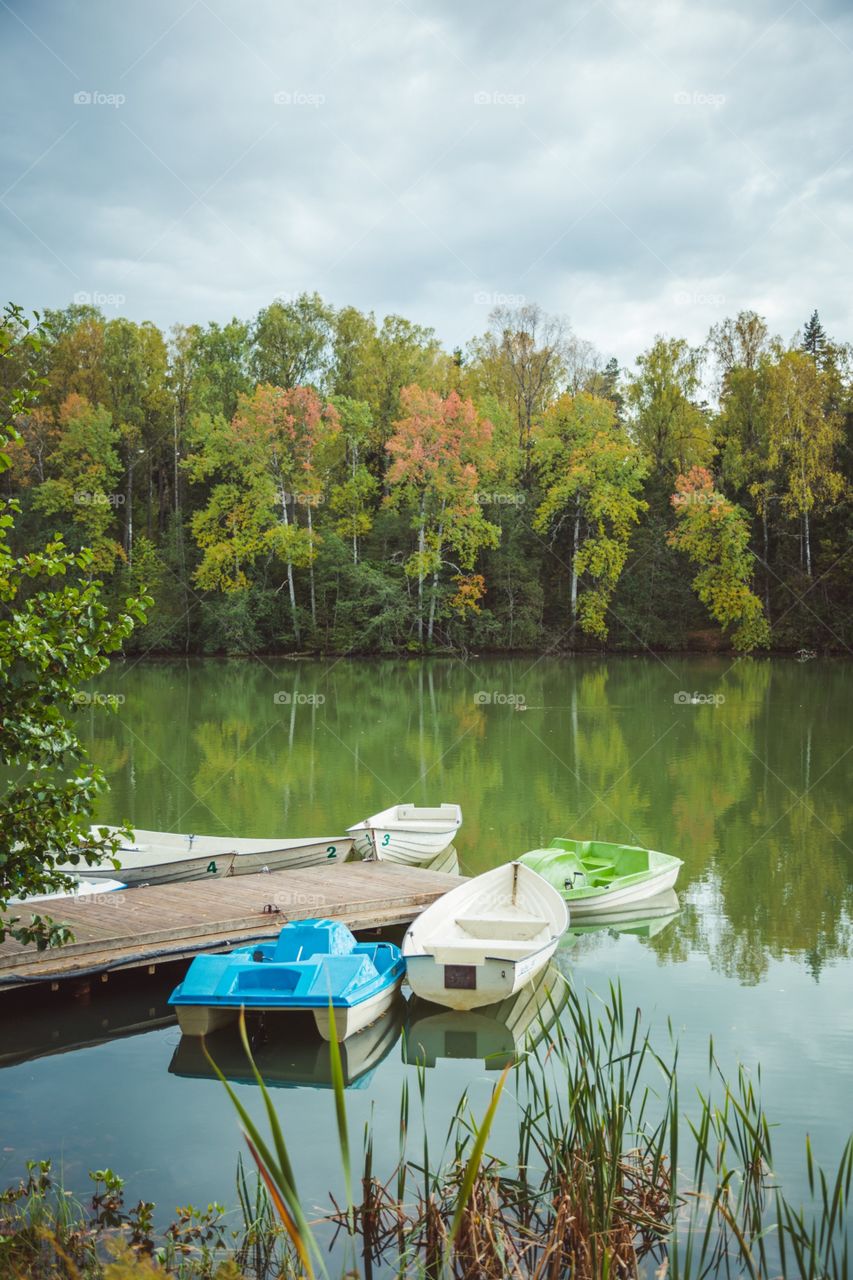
[{"xmin": 518, "ymin": 838, "xmax": 682, "ymax": 917}]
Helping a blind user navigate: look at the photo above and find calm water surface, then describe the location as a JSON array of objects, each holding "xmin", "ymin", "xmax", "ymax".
[{"xmin": 1, "ymin": 655, "xmax": 851, "ymax": 1229}]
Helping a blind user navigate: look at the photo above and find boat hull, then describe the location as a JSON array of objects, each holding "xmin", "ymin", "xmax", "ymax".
[
  {"xmin": 174, "ymin": 982, "xmax": 402, "ymax": 1040},
  {"xmin": 406, "ymin": 943, "xmax": 558, "ymax": 1012},
  {"xmin": 348, "ymin": 804, "xmax": 462, "ymax": 867},
  {"xmin": 568, "ymin": 862, "xmax": 681, "ymax": 917},
  {"xmin": 353, "ymin": 828, "xmax": 458, "ymax": 865},
  {"xmin": 62, "ymin": 830, "xmax": 353, "ymax": 886}
]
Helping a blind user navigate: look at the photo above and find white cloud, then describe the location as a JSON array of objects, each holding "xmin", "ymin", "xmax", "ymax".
[{"xmin": 1, "ymin": 0, "xmax": 851, "ymax": 367}]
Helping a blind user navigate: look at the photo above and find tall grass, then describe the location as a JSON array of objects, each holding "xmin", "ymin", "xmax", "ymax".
[{"xmin": 205, "ymin": 979, "xmax": 851, "ymax": 1279}]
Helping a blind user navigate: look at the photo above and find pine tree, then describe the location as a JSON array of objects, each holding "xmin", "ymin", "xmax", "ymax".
[{"xmin": 801, "ymin": 310, "xmax": 828, "ymax": 365}]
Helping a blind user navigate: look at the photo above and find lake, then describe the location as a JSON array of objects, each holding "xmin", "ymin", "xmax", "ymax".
[{"xmin": 1, "ymin": 654, "xmax": 851, "ymax": 1238}]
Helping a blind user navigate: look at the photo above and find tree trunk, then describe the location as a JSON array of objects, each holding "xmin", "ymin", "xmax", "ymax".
[
  {"xmin": 352, "ymin": 441, "xmax": 358, "ymax": 565},
  {"xmin": 762, "ymin": 507, "xmax": 770, "ymax": 617},
  {"xmin": 279, "ymin": 486, "xmax": 300, "ymax": 645},
  {"xmin": 803, "ymin": 507, "xmax": 812, "ymax": 577},
  {"xmin": 307, "ymin": 503, "xmax": 317, "ymax": 631},
  {"xmin": 416, "ymin": 495, "xmax": 426, "ymax": 646},
  {"xmin": 173, "ymin": 407, "xmax": 180, "ymax": 517},
  {"xmin": 126, "ymin": 466, "xmax": 133, "ymax": 570},
  {"xmin": 427, "ymin": 506, "xmax": 445, "ymax": 645},
  {"xmin": 570, "ymin": 509, "xmax": 580, "ymax": 639}
]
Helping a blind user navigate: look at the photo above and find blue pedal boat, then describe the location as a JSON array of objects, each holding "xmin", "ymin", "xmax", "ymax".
[{"xmin": 169, "ymin": 918, "xmax": 406, "ymax": 1041}]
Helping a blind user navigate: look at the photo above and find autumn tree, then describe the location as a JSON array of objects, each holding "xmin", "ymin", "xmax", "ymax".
[
  {"xmin": 668, "ymin": 467, "xmax": 770, "ymax": 651},
  {"xmin": 33, "ymin": 394, "xmax": 124, "ymax": 572},
  {"xmin": 386, "ymin": 387, "xmax": 499, "ymax": 644},
  {"xmin": 533, "ymin": 392, "xmax": 648, "ymax": 639},
  {"xmin": 185, "ymin": 385, "xmax": 341, "ymax": 642}
]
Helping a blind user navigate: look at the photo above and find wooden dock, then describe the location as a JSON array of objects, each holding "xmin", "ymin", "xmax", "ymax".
[{"xmin": 0, "ymin": 862, "xmax": 463, "ymax": 995}]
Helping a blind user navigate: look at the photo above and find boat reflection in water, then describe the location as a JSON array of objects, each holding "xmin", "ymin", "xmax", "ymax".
[
  {"xmin": 169, "ymin": 995, "xmax": 405, "ymax": 1091},
  {"xmin": 566, "ymin": 889, "xmax": 680, "ymax": 939},
  {"xmin": 0, "ymin": 976, "xmax": 177, "ymax": 1070},
  {"xmin": 554, "ymin": 890, "xmax": 681, "ymax": 973},
  {"xmin": 403, "ymin": 965, "xmax": 568, "ymax": 1070}
]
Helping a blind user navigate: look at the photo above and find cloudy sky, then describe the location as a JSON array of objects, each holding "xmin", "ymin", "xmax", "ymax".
[{"xmin": 1, "ymin": 0, "xmax": 851, "ymax": 366}]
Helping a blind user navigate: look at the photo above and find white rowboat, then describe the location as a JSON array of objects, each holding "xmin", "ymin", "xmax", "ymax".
[
  {"xmin": 55, "ymin": 827, "xmax": 353, "ymax": 887},
  {"xmin": 347, "ymin": 804, "xmax": 462, "ymax": 866},
  {"xmin": 403, "ymin": 862, "xmax": 568, "ymax": 1011}
]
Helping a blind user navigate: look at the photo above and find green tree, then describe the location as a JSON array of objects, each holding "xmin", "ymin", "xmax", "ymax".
[
  {"xmin": 764, "ymin": 349, "xmax": 844, "ymax": 577},
  {"xmin": 533, "ymin": 392, "xmax": 648, "ymax": 639},
  {"xmin": 328, "ymin": 396, "xmax": 378, "ymax": 563},
  {"xmin": 468, "ymin": 304, "xmax": 568, "ymax": 468},
  {"xmin": 251, "ymin": 293, "xmax": 335, "ymax": 390},
  {"xmin": 0, "ymin": 304, "xmax": 147, "ymax": 943},
  {"xmin": 668, "ymin": 466, "xmax": 770, "ymax": 651},
  {"xmin": 801, "ymin": 309, "xmax": 828, "ymax": 367},
  {"xmin": 626, "ymin": 336, "xmax": 712, "ymax": 476}
]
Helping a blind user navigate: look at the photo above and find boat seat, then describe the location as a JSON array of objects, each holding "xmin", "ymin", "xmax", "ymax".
[
  {"xmin": 581, "ymin": 861, "xmax": 615, "ymax": 885},
  {"xmin": 455, "ymin": 913, "xmax": 548, "ymax": 942},
  {"xmin": 425, "ymin": 938, "xmax": 546, "ymax": 964}
]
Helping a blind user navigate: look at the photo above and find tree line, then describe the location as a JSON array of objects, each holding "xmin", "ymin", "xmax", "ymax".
[{"xmin": 1, "ymin": 297, "xmax": 849, "ymax": 655}]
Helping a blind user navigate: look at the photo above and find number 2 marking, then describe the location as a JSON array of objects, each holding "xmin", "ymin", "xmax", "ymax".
[{"xmin": 326, "ymin": 845, "xmax": 336, "ymax": 858}]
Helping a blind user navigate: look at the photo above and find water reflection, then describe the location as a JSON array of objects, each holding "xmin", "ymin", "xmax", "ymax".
[
  {"xmin": 0, "ymin": 975, "xmax": 177, "ymax": 1068},
  {"xmin": 403, "ymin": 966, "xmax": 568, "ymax": 1069},
  {"xmin": 79, "ymin": 656, "xmax": 853, "ymax": 986},
  {"xmin": 169, "ymin": 998, "xmax": 405, "ymax": 1091}
]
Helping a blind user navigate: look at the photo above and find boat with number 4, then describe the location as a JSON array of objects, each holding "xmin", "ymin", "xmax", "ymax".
[
  {"xmin": 347, "ymin": 804, "xmax": 462, "ymax": 865},
  {"xmin": 169, "ymin": 918, "xmax": 405, "ymax": 1041},
  {"xmin": 519, "ymin": 838, "xmax": 682, "ymax": 917},
  {"xmin": 55, "ymin": 828, "xmax": 353, "ymax": 887},
  {"xmin": 402, "ymin": 862, "xmax": 568, "ymax": 1011}
]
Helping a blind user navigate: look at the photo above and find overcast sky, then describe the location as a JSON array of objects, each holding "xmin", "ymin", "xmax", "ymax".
[{"xmin": 1, "ymin": 0, "xmax": 851, "ymax": 367}]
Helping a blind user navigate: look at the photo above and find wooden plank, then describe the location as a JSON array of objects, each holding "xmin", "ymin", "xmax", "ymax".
[{"xmin": 0, "ymin": 862, "xmax": 462, "ymax": 991}]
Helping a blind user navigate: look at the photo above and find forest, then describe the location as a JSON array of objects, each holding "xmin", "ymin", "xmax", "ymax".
[{"xmin": 1, "ymin": 297, "xmax": 849, "ymax": 656}]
